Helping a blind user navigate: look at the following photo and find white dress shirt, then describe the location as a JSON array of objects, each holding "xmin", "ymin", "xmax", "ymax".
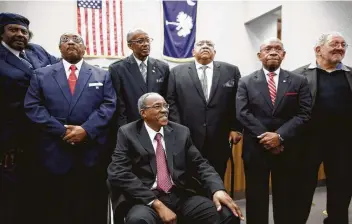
[
  {"xmin": 62, "ymin": 58, "xmax": 84, "ymax": 79},
  {"xmin": 195, "ymin": 60, "xmax": 214, "ymax": 97},
  {"xmin": 133, "ymin": 54, "xmax": 148, "ymax": 70},
  {"xmin": 263, "ymin": 67, "xmax": 281, "ymax": 90}
]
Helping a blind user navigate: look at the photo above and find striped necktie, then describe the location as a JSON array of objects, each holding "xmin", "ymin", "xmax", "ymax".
[
  {"xmin": 268, "ymin": 72, "xmax": 277, "ymax": 105},
  {"xmin": 19, "ymin": 52, "xmax": 33, "ymax": 69}
]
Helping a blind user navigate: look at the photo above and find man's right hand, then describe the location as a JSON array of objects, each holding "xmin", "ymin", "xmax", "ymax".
[{"xmin": 152, "ymin": 199, "xmax": 177, "ymax": 224}]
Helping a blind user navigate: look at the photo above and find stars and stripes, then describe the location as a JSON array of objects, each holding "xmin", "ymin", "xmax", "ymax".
[{"xmin": 76, "ymin": 0, "xmax": 124, "ymax": 57}]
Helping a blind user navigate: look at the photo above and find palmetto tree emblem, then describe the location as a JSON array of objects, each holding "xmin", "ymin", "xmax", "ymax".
[{"xmin": 166, "ymin": 11, "xmax": 193, "ymax": 37}]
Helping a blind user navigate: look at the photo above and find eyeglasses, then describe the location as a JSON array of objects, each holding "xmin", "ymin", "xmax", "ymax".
[
  {"xmin": 129, "ymin": 38, "xmax": 153, "ymax": 45},
  {"xmin": 195, "ymin": 40, "xmax": 215, "ymax": 48},
  {"xmin": 261, "ymin": 46, "xmax": 284, "ymax": 53},
  {"xmin": 60, "ymin": 36, "xmax": 83, "ymax": 44},
  {"xmin": 143, "ymin": 103, "xmax": 169, "ymax": 111},
  {"xmin": 328, "ymin": 41, "xmax": 349, "ymax": 49}
]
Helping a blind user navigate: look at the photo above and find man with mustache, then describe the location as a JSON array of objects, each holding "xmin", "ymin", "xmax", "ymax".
[
  {"xmin": 109, "ymin": 28, "xmax": 169, "ymax": 131},
  {"xmin": 167, "ymin": 39, "xmax": 242, "ymax": 180},
  {"xmin": 0, "ymin": 12, "xmax": 57, "ymax": 224},
  {"xmin": 292, "ymin": 32, "xmax": 352, "ymax": 224},
  {"xmin": 236, "ymin": 38, "xmax": 312, "ymax": 224},
  {"xmin": 108, "ymin": 92, "xmax": 244, "ymax": 224},
  {"xmin": 24, "ymin": 33, "xmax": 116, "ymax": 224}
]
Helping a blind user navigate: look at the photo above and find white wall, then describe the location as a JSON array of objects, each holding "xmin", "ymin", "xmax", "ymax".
[{"xmin": 1, "ymin": 1, "xmax": 352, "ymax": 74}]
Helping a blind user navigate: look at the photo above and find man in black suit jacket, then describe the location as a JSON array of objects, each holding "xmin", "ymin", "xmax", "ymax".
[
  {"xmin": 292, "ymin": 32, "xmax": 352, "ymax": 224},
  {"xmin": 236, "ymin": 38, "xmax": 312, "ymax": 224},
  {"xmin": 107, "ymin": 93, "xmax": 243, "ymax": 224},
  {"xmin": 109, "ymin": 29, "xmax": 170, "ymax": 129},
  {"xmin": 167, "ymin": 40, "xmax": 242, "ymax": 179}
]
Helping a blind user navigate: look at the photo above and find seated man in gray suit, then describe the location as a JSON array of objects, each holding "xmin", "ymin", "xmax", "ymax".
[{"xmin": 108, "ymin": 92, "xmax": 244, "ymax": 224}]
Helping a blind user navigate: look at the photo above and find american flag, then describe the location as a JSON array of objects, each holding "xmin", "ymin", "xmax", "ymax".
[{"xmin": 77, "ymin": 0, "xmax": 124, "ymax": 57}]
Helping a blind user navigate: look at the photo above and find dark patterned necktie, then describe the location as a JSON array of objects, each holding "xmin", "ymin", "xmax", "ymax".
[
  {"xmin": 140, "ymin": 62, "xmax": 147, "ymax": 82},
  {"xmin": 19, "ymin": 52, "xmax": 33, "ymax": 69},
  {"xmin": 155, "ymin": 133, "xmax": 172, "ymax": 192}
]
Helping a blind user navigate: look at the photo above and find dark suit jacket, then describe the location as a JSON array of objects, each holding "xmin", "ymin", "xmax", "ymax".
[
  {"xmin": 0, "ymin": 43, "xmax": 58, "ymax": 151},
  {"xmin": 107, "ymin": 120, "xmax": 225, "ymax": 211},
  {"xmin": 24, "ymin": 61, "xmax": 116, "ymax": 174},
  {"xmin": 292, "ymin": 64, "xmax": 352, "ymax": 106},
  {"xmin": 109, "ymin": 54, "xmax": 170, "ymax": 128},
  {"xmin": 236, "ymin": 69, "xmax": 312, "ymax": 162},
  {"xmin": 167, "ymin": 61, "xmax": 241, "ymax": 153}
]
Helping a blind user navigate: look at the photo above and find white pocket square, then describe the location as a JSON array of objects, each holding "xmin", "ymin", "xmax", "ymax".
[
  {"xmin": 156, "ymin": 78, "xmax": 164, "ymax": 83},
  {"xmin": 89, "ymin": 82, "xmax": 103, "ymax": 87},
  {"xmin": 223, "ymin": 79, "xmax": 235, "ymax": 87}
]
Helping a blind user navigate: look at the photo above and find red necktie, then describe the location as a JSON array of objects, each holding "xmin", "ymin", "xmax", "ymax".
[
  {"xmin": 155, "ymin": 133, "xmax": 172, "ymax": 192},
  {"xmin": 68, "ymin": 65, "xmax": 77, "ymax": 95},
  {"xmin": 268, "ymin": 72, "xmax": 277, "ymax": 105}
]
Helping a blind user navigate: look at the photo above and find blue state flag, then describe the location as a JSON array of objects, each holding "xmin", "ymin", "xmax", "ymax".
[{"xmin": 162, "ymin": 0, "xmax": 198, "ymax": 62}]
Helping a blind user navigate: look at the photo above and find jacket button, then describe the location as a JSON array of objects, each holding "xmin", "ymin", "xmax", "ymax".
[{"xmin": 203, "ymin": 123, "xmax": 207, "ymax": 127}]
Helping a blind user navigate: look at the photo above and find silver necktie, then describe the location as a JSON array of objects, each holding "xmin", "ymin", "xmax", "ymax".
[
  {"xmin": 201, "ymin": 65, "xmax": 208, "ymax": 101},
  {"xmin": 140, "ymin": 62, "xmax": 147, "ymax": 82}
]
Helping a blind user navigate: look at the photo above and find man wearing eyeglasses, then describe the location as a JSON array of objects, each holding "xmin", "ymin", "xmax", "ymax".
[
  {"xmin": 108, "ymin": 92, "xmax": 244, "ymax": 224},
  {"xmin": 24, "ymin": 32, "xmax": 116, "ymax": 224},
  {"xmin": 236, "ymin": 38, "xmax": 312, "ymax": 224},
  {"xmin": 109, "ymin": 28, "xmax": 170, "ymax": 133},
  {"xmin": 167, "ymin": 39, "xmax": 242, "ymax": 180},
  {"xmin": 292, "ymin": 32, "xmax": 352, "ymax": 224}
]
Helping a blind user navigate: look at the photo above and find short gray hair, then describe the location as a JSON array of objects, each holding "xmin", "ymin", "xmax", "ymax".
[
  {"xmin": 314, "ymin": 32, "xmax": 345, "ymax": 48},
  {"xmin": 137, "ymin": 92, "xmax": 162, "ymax": 115},
  {"xmin": 259, "ymin": 37, "xmax": 284, "ymax": 51},
  {"xmin": 127, "ymin": 28, "xmax": 147, "ymax": 43}
]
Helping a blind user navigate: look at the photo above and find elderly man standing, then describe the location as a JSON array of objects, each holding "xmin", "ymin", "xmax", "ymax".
[
  {"xmin": 109, "ymin": 28, "xmax": 169, "ymax": 129},
  {"xmin": 108, "ymin": 92, "xmax": 243, "ymax": 224},
  {"xmin": 167, "ymin": 39, "xmax": 242, "ymax": 179},
  {"xmin": 24, "ymin": 33, "xmax": 116, "ymax": 224},
  {"xmin": 0, "ymin": 12, "xmax": 57, "ymax": 224},
  {"xmin": 236, "ymin": 38, "xmax": 312, "ymax": 224},
  {"xmin": 293, "ymin": 32, "xmax": 352, "ymax": 224}
]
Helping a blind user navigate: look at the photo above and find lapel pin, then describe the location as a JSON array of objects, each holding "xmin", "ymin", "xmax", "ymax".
[
  {"xmin": 283, "ymin": 80, "xmax": 287, "ymax": 83},
  {"xmin": 96, "ymin": 87, "xmax": 99, "ymax": 89}
]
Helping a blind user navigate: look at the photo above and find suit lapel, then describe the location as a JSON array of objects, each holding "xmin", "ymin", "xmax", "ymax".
[
  {"xmin": 344, "ymin": 70, "xmax": 352, "ymax": 93},
  {"xmin": 3, "ymin": 46, "xmax": 33, "ymax": 75},
  {"xmin": 273, "ymin": 70, "xmax": 290, "ymax": 114},
  {"xmin": 255, "ymin": 70, "xmax": 273, "ymax": 109},
  {"xmin": 207, "ymin": 62, "xmax": 220, "ymax": 104},
  {"xmin": 52, "ymin": 62, "xmax": 72, "ymax": 103},
  {"xmin": 303, "ymin": 67, "xmax": 317, "ymax": 105},
  {"xmin": 188, "ymin": 63, "xmax": 207, "ymax": 104},
  {"xmin": 69, "ymin": 62, "xmax": 92, "ymax": 113},
  {"xmin": 25, "ymin": 48, "xmax": 41, "ymax": 69},
  {"xmin": 137, "ymin": 122, "xmax": 157, "ymax": 176},
  {"xmin": 127, "ymin": 55, "xmax": 147, "ymax": 93},
  {"xmin": 163, "ymin": 125, "xmax": 175, "ymax": 177}
]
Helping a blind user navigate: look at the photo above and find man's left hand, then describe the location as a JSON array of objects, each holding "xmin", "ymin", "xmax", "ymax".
[
  {"xmin": 258, "ymin": 132, "xmax": 280, "ymax": 148},
  {"xmin": 213, "ymin": 190, "xmax": 244, "ymax": 220},
  {"xmin": 229, "ymin": 131, "xmax": 242, "ymax": 145},
  {"xmin": 63, "ymin": 125, "xmax": 87, "ymax": 145}
]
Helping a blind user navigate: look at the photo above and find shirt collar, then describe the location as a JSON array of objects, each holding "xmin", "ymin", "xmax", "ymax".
[
  {"xmin": 195, "ymin": 60, "xmax": 214, "ymax": 70},
  {"xmin": 2, "ymin": 41, "xmax": 21, "ymax": 57},
  {"xmin": 133, "ymin": 54, "xmax": 148, "ymax": 67},
  {"xmin": 144, "ymin": 122, "xmax": 164, "ymax": 141},
  {"xmin": 62, "ymin": 58, "xmax": 84, "ymax": 73},
  {"xmin": 263, "ymin": 67, "xmax": 281, "ymax": 76},
  {"xmin": 308, "ymin": 61, "xmax": 350, "ymax": 72}
]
